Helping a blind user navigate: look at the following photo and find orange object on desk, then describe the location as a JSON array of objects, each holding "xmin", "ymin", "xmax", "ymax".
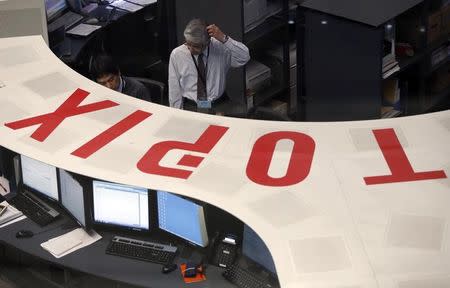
[{"xmin": 180, "ymin": 263, "xmax": 206, "ymax": 283}]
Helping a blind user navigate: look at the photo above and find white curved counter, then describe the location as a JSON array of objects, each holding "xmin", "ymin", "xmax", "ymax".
[{"xmin": 1, "ymin": 36, "xmax": 449, "ymax": 288}]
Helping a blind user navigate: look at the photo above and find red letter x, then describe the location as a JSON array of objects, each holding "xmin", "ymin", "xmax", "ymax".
[{"xmin": 4, "ymin": 88, "xmax": 118, "ymax": 142}]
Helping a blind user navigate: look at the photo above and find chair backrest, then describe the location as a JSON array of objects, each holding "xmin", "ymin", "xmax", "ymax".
[
  {"xmin": 129, "ymin": 77, "xmax": 166, "ymax": 105},
  {"xmin": 251, "ymin": 106, "xmax": 291, "ymax": 121}
]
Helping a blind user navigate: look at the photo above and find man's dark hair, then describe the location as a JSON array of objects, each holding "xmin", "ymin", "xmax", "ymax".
[{"xmin": 90, "ymin": 53, "xmax": 120, "ymax": 80}]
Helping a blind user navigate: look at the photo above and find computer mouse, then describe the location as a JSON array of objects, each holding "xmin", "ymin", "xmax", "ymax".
[
  {"xmin": 16, "ymin": 230, "xmax": 34, "ymax": 238},
  {"xmin": 162, "ymin": 263, "xmax": 177, "ymax": 274},
  {"xmin": 85, "ymin": 18, "xmax": 99, "ymax": 25}
]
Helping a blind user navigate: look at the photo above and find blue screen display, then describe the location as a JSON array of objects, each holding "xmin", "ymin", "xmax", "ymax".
[
  {"xmin": 157, "ymin": 191, "xmax": 208, "ymax": 247},
  {"xmin": 242, "ymin": 224, "xmax": 277, "ymax": 274}
]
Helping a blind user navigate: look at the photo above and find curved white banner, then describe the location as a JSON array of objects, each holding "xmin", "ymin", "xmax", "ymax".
[{"xmin": 1, "ymin": 36, "xmax": 449, "ymax": 288}]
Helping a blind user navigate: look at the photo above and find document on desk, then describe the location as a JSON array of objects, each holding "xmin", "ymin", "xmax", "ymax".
[
  {"xmin": 0, "ymin": 201, "xmax": 24, "ymax": 227},
  {"xmin": 109, "ymin": 0, "xmax": 143, "ymax": 12},
  {"xmin": 0, "ymin": 176, "xmax": 10, "ymax": 196},
  {"xmin": 41, "ymin": 228, "xmax": 102, "ymax": 258},
  {"xmin": 66, "ymin": 24, "xmax": 102, "ymax": 37},
  {"xmin": 127, "ymin": 0, "xmax": 156, "ymax": 5}
]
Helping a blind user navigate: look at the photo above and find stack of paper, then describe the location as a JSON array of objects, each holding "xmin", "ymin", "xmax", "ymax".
[
  {"xmin": 127, "ymin": 0, "xmax": 156, "ymax": 5},
  {"xmin": 109, "ymin": 0, "xmax": 143, "ymax": 12},
  {"xmin": 41, "ymin": 228, "xmax": 102, "ymax": 258},
  {"xmin": 67, "ymin": 24, "xmax": 102, "ymax": 37},
  {"xmin": 0, "ymin": 201, "xmax": 23, "ymax": 226}
]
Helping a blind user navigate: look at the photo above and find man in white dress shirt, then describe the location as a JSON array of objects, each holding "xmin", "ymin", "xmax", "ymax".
[{"xmin": 168, "ymin": 18, "xmax": 250, "ymax": 112}]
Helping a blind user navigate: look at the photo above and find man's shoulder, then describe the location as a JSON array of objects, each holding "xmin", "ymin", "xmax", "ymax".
[
  {"xmin": 122, "ymin": 76, "xmax": 147, "ymax": 97},
  {"xmin": 123, "ymin": 76, "xmax": 145, "ymax": 90},
  {"xmin": 122, "ymin": 76, "xmax": 150, "ymax": 100},
  {"xmin": 171, "ymin": 44, "xmax": 190, "ymax": 58}
]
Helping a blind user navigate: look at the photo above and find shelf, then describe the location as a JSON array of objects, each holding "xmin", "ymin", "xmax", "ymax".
[
  {"xmin": 425, "ymin": 56, "xmax": 449, "ymax": 76},
  {"xmin": 385, "ymin": 35, "xmax": 449, "ymax": 79},
  {"xmin": 425, "ymin": 35, "xmax": 450, "ymax": 55},
  {"xmin": 254, "ymin": 83, "xmax": 287, "ymax": 106},
  {"xmin": 244, "ymin": 15, "xmax": 286, "ymax": 44},
  {"xmin": 424, "ymin": 86, "xmax": 450, "ymax": 112}
]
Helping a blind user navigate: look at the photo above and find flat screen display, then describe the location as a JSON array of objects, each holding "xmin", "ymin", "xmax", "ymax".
[
  {"xmin": 93, "ymin": 180, "xmax": 149, "ymax": 231},
  {"xmin": 59, "ymin": 169, "xmax": 86, "ymax": 228},
  {"xmin": 45, "ymin": 0, "xmax": 67, "ymax": 22},
  {"xmin": 157, "ymin": 190, "xmax": 208, "ymax": 247},
  {"xmin": 21, "ymin": 155, "xmax": 59, "ymax": 201},
  {"xmin": 242, "ymin": 224, "xmax": 277, "ymax": 274}
]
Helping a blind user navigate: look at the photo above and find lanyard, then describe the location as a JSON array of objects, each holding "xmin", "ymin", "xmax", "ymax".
[{"xmin": 191, "ymin": 44, "xmax": 210, "ymax": 86}]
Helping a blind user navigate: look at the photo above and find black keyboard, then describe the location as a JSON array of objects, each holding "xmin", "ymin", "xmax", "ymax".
[
  {"xmin": 223, "ymin": 263, "xmax": 277, "ymax": 288},
  {"xmin": 106, "ymin": 236, "xmax": 178, "ymax": 265},
  {"xmin": 48, "ymin": 11, "xmax": 84, "ymax": 32},
  {"xmin": 9, "ymin": 193, "xmax": 58, "ymax": 226}
]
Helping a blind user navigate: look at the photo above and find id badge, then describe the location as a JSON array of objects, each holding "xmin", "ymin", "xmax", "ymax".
[{"xmin": 197, "ymin": 100, "xmax": 212, "ymax": 109}]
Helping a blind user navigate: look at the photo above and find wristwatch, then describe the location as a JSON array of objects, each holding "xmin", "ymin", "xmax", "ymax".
[{"xmin": 223, "ymin": 34, "xmax": 229, "ymax": 43}]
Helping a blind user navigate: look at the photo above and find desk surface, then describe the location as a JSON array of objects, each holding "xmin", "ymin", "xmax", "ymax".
[
  {"xmin": 0, "ymin": 216, "xmax": 233, "ymax": 288},
  {"xmin": 0, "ymin": 35, "xmax": 449, "ymax": 288},
  {"xmin": 52, "ymin": 4, "xmax": 136, "ymax": 63}
]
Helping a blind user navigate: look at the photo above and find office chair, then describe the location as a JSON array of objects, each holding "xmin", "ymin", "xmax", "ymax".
[{"xmin": 129, "ymin": 77, "xmax": 166, "ymax": 105}]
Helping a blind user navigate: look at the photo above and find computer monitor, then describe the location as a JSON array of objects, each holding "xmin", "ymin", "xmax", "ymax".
[
  {"xmin": 59, "ymin": 169, "xmax": 90, "ymax": 229},
  {"xmin": 0, "ymin": 0, "xmax": 49, "ymax": 45},
  {"xmin": 242, "ymin": 224, "xmax": 277, "ymax": 274},
  {"xmin": 20, "ymin": 155, "xmax": 59, "ymax": 202},
  {"xmin": 93, "ymin": 180, "xmax": 149, "ymax": 231},
  {"xmin": 157, "ymin": 190, "xmax": 209, "ymax": 247},
  {"xmin": 44, "ymin": 0, "xmax": 67, "ymax": 22}
]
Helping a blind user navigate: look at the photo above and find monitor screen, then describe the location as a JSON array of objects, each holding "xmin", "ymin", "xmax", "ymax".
[
  {"xmin": 93, "ymin": 180, "xmax": 149, "ymax": 231},
  {"xmin": 157, "ymin": 190, "xmax": 208, "ymax": 247},
  {"xmin": 45, "ymin": 0, "xmax": 67, "ymax": 22},
  {"xmin": 242, "ymin": 224, "xmax": 276, "ymax": 274},
  {"xmin": 20, "ymin": 155, "xmax": 59, "ymax": 201},
  {"xmin": 59, "ymin": 169, "xmax": 86, "ymax": 228}
]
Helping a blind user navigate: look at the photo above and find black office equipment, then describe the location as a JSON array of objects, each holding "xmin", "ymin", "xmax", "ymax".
[
  {"xmin": 15, "ymin": 229, "xmax": 34, "ymax": 239},
  {"xmin": 59, "ymin": 169, "xmax": 91, "ymax": 230},
  {"xmin": 46, "ymin": 0, "xmax": 84, "ymax": 32},
  {"xmin": 241, "ymin": 224, "xmax": 276, "ymax": 274},
  {"xmin": 9, "ymin": 192, "xmax": 57, "ymax": 226},
  {"xmin": 157, "ymin": 190, "xmax": 209, "ymax": 247},
  {"xmin": 162, "ymin": 263, "xmax": 178, "ymax": 274},
  {"xmin": 223, "ymin": 224, "xmax": 280, "ymax": 288},
  {"xmin": 106, "ymin": 236, "xmax": 177, "ymax": 265},
  {"xmin": 211, "ymin": 234, "xmax": 238, "ymax": 268},
  {"xmin": 48, "ymin": 11, "xmax": 85, "ymax": 32},
  {"xmin": 223, "ymin": 263, "xmax": 276, "ymax": 288},
  {"xmin": 8, "ymin": 155, "xmax": 60, "ymax": 227}
]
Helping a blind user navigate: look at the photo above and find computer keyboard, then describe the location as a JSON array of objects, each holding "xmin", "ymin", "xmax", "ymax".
[
  {"xmin": 106, "ymin": 236, "xmax": 178, "ymax": 265},
  {"xmin": 223, "ymin": 263, "xmax": 277, "ymax": 288},
  {"xmin": 48, "ymin": 11, "xmax": 84, "ymax": 32},
  {"xmin": 9, "ymin": 192, "xmax": 59, "ymax": 226}
]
